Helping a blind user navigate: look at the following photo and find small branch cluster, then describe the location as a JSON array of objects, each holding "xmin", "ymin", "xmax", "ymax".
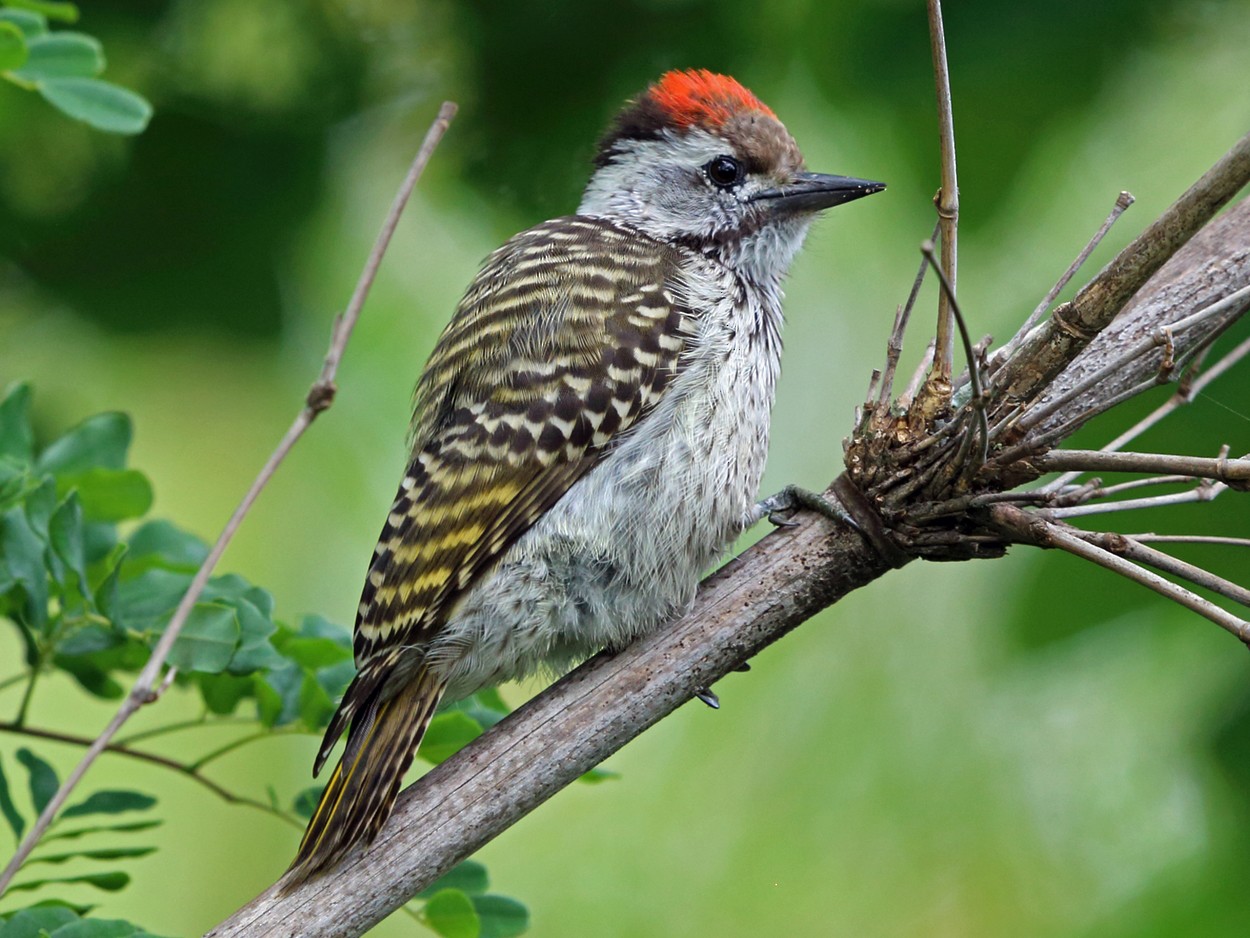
[{"xmin": 845, "ymin": 130, "xmax": 1250, "ymax": 644}]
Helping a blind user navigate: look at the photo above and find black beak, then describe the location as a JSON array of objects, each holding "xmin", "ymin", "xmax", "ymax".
[{"xmin": 752, "ymin": 172, "xmax": 886, "ymax": 214}]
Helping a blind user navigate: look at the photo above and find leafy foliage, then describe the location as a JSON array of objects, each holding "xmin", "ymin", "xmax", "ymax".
[
  {"xmin": 0, "ymin": 384, "xmax": 529, "ymax": 934},
  {"xmin": 0, "ymin": 1, "xmax": 150, "ymax": 134},
  {"xmin": 0, "ymin": 747, "xmax": 157, "ymax": 922}
]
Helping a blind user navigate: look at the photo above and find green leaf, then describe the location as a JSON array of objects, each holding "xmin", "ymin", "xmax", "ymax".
[
  {"xmin": 49, "ymin": 493, "xmax": 90, "ymax": 601},
  {"xmin": 16, "ymin": 748, "xmax": 59, "ymax": 816},
  {"xmin": 0, "ymin": 21, "xmax": 26, "ymax": 71},
  {"xmin": 294, "ymin": 614, "xmax": 352, "ymax": 646},
  {"xmin": 38, "ymin": 77, "xmax": 151, "ymax": 135},
  {"xmin": 11, "ymin": 31, "xmax": 100, "ymax": 82},
  {"xmin": 0, "ymin": 456, "xmax": 38, "ymax": 513},
  {"xmin": 1, "ymin": 1, "xmax": 78, "ymax": 24},
  {"xmin": 221, "ymin": 597, "xmax": 281, "ymax": 674},
  {"xmin": 424, "ymin": 889, "xmax": 480, "ymax": 938},
  {"xmin": 0, "ymin": 905, "xmax": 78, "ymax": 938},
  {"xmin": 196, "ymin": 672, "xmax": 253, "ymax": 715},
  {"xmin": 53, "ymin": 654, "xmax": 125, "ymax": 700},
  {"xmin": 296, "ymin": 672, "xmax": 334, "ymax": 729},
  {"xmin": 279, "ymin": 636, "xmax": 352, "ymax": 670},
  {"xmin": 315, "ymin": 659, "xmax": 354, "ymax": 703},
  {"xmin": 164, "ymin": 603, "xmax": 240, "ymax": 674},
  {"xmin": 1, "ymin": 507, "xmax": 48, "ymax": 628},
  {"xmin": 0, "ymin": 9, "xmax": 46, "ymax": 40},
  {"xmin": 416, "ymin": 860, "xmax": 489, "ymax": 899},
  {"xmin": 419, "ymin": 712, "xmax": 482, "ymax": 765},
  {"xmin": 125, "ymin": 521, "xmax": 207, "ymax": 572},
  {"xmin": 472, "ymin": 895, "xmax": 529, "ymax": 938},
  {"xmin": 0, "ymin": 754, "xmax": 27, "ymax": 841},
  {"xmin": 578, "ymin": 767, "xmax": 620, "ymax": 784},
  {"xmin": 42, "ymin": 819, "xmax": 161, "ymax": 842},
  {"xmin": 62, "ymin": 790, "xmax": 155, "ymax": 819},
  {"xmin": 48, "ymin": 917, "xmax": 169, "ymax": 938},
  {"xmin": 7, "ymin": 871, "xmax": 129, "ymax": 894},
  {"xmin": 58, "ymin": 469, "xmax": 152, "ymax": 523},
  {"xmin": 291, "ymin": 786, "xmax": 322, "ymax": 820},
  {"xmin": 37, "ymin": 413, "xmax": 130, "ymax": 475},
  {"xmin": 27, "ymin": 845, "xmax": 155, "ymax": 865},
  {"xmin": 256, "ymin": 663, "xmax": 301, "ymax": 727}
]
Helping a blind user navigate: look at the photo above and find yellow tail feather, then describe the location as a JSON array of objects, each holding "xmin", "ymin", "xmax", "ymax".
[{"xmin": 285, "ymin": 671, "xmax": 448, "ymax": 886}]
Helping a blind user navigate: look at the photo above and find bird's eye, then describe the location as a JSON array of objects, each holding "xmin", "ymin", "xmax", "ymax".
[{"xmin": 704, "ymin": 155, "xmax": 744, "ymax": 189}]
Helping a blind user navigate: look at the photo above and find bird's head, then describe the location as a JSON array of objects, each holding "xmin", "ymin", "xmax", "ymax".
[{"xmin": 579, "ymin": 69, "xmax": 884, "ymax": 284}]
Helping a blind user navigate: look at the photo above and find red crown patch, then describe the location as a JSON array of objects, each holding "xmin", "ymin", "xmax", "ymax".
[{"xmin": 647, "ymin": 69, "xmax": 775, "ymax": 129}]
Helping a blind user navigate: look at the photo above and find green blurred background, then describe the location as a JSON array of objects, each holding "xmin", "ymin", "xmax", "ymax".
[{"xmin": 3, "ymin": 0, "xmax": 1250, "ymax": 934}]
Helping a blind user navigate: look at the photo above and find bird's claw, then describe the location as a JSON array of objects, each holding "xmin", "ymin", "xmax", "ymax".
[
  {"xmin": 695, "ymin": 686, "xmax": 720, "ymax": 709},
  {"xmin": 755, "ymin": 484, "xmax": 862, "ymax": 534}
]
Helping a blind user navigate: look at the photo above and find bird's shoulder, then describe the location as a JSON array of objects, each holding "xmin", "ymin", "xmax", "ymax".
[{"xmin": 351, "ymin": 216, "xmax": 695, "ymax": 669}]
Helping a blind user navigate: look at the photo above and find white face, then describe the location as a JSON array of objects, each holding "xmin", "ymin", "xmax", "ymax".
[{"xmin": 577, "ymin": 128, "xmax": 814, "ymax": 286}]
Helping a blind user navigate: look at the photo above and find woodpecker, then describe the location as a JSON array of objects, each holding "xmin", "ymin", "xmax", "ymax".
[{"xmin": 290, "ymin": 69, "xmax": 884, "ymax": 881}]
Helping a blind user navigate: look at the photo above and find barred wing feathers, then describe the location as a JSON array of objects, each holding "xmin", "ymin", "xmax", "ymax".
[{"xmin": 290, "ymin": 217, "xmax": 692, "ymax": 881}]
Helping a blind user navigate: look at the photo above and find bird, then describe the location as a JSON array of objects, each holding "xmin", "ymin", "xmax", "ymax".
[{"xmin": 289, "ymin": 68, "xmax": 884, "ymax": 882}]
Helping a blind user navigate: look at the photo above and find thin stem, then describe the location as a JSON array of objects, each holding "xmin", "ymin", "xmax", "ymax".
[
  {"xmin": 0, "ymin": 102, "xmax": 458, "ymax": 896},
  {"xmin": 1014, "ymin": 284, "xmax": 1250, "ymax": 434},
  {"xmin": 995, "ymin": 191, "xmax": 1135, "ymax": 367},
  {"xmin": 921, "ymin": 238, "xmax": 988, "ymax": 472},
  {"xmin": 116, "ymin": 716, "xmax": 223, "ymax": 746},
  {"xmin": 1048, "ymin": 525, "xmax": 1248, "ymax": 640},
  {"xmin": 12, "ymin": 668, "xmax": 39, "ymax": 729},
  {"xmin": 1070, "ymin": 531, "xmax": 1250, "ymax": 608},
  {"xmin": 877, "ymin": 219, "xmax": 940, "ymax": 413},
  {"xmin": 926, "ymin": 0, "xmax": 958, "ymax": 383},
  {"xmin": 1124, "ymin": 534, "xmax": 1250, "ymax": 547},
  {"xmin": 0, "ymin": 674, "xmax": 27, "ymax": 694},
  {"xmin": 991, "ymin": 505, "xmax": 1249, "ymax": 642},
  {"xmin": 0, "ymin": 721, "xmax": 301, "ymax": 829},
  {"xmin": 1033, "ymin": 449, "xmax": 1250, "ymax": 481},
  {"xmin": 187, "ymin": 729, "xmax": 288, "ymax": 772},
  {"xmin": 1041, "ymin": 333, "xmax": 1250, "ymax": 492},
  {"xmin": 1045, "ymin": 481, "xmax": 1225, "ymax": 519},
  {"xmin": 900, "ymin": 339, "xmax": 936, "ymax": 406},
  {"xmin": 1081, "ymin": 475, "xmax": 1194, "ymax": 499}
]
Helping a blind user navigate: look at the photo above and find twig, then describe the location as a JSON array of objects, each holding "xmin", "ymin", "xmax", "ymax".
[
  {"xmin": 0, "ymin": 721, "xmax": 299, "ymax": 827},
  {"xmin": 900, "ymin": 339, "xmax": 936, "ymax": 407},
  {"xmin": 1044, "ymin": 481, "xmax": 1225, "ymax": 519},
  {"xmin": 991, "ymin": 505, "xmax": 1249, "ymax": 641},
  {"xmin": 926, "ymin": 0, "xmax": 958, "ymax": 385},
  {"xmin": 1070, "ymin": 531, "xmax": 1250, "ymax": 607},
  {"xmin": 0, "ymin": 102, "xmax": 458, "ymax": 896},
  {"xmin": 1072, "ymin": 474, "xmax": 1192, "ymax": 499},
  {"xmin": 877, "ymin": 220, "xmax": 940, "ymax": 414},
  {"xmin": 920, "ymin": 239, "xmax": 988, "ymax": 472},
  {"xmin": 1032, "ymin": 449, "xmax": 1250, "ymax": 482},
  {"xmin": 993, "ymin": 129, "xmax": 1250, "ymax": 405},
  {"xmin": 1012, "ymin": 284, "xmax": 1250, "ymax": 434},
  {"xmin": 1125, "ymin": 534, "xmax": 1250, "ymax": 547},
  {"xmin": 994, "ymin": 191, "xmax": 1135, "ymax": 367},
  {"xmin": 1041, "ymin": 334, "xmax": 1250, "ymax": 492}
]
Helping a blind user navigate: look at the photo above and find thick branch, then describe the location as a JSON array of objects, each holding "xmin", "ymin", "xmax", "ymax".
[
  {"xmin": 208, "ymin": 515, "xmax": 888, "ymax": 937},
  {"xmin": 995, "ymin": 130, "xmax": 1250, "ymax": 406},
  {"xmin": 211, "ymin": 148, "xmax": 1250, "ymax": 935}
]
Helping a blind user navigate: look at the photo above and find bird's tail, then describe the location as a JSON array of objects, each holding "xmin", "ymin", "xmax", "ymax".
[{"xmin": 285, "ymin": 669, "xmax": 447, "ymax": 885}]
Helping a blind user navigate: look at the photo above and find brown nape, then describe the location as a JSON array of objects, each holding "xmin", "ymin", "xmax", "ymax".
[{"xmin": 720, "ymin": 111, "xmax": 805, "ymax": 181}]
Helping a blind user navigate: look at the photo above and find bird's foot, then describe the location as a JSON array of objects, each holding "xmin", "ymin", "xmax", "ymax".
[
  {"xmin": 694, "ymin": 686, "xmax": 720, "ymax": 709},
  {"xmin": 753, "ymin": 484, "xmax": 862, "ymax": 534}
]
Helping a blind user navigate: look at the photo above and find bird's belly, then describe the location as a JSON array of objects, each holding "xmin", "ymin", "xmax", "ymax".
[{"xmin": 431, "ymin": 337, "xmax": 778, "ymax": 700}]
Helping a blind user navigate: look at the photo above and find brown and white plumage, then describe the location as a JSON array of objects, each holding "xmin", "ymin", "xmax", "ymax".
[{"xmin": 289, "ymin": 70, "xmax": 883, "ymax": 882}]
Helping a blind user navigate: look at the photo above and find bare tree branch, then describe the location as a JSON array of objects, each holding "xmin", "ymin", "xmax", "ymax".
[
  {"xmin": 208, "ymin": 131, "xmax": 1250, "ymax": 937},
  {"xmin": 0, "ymin": 102, "xmax": 458, "ymax": 897}
]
